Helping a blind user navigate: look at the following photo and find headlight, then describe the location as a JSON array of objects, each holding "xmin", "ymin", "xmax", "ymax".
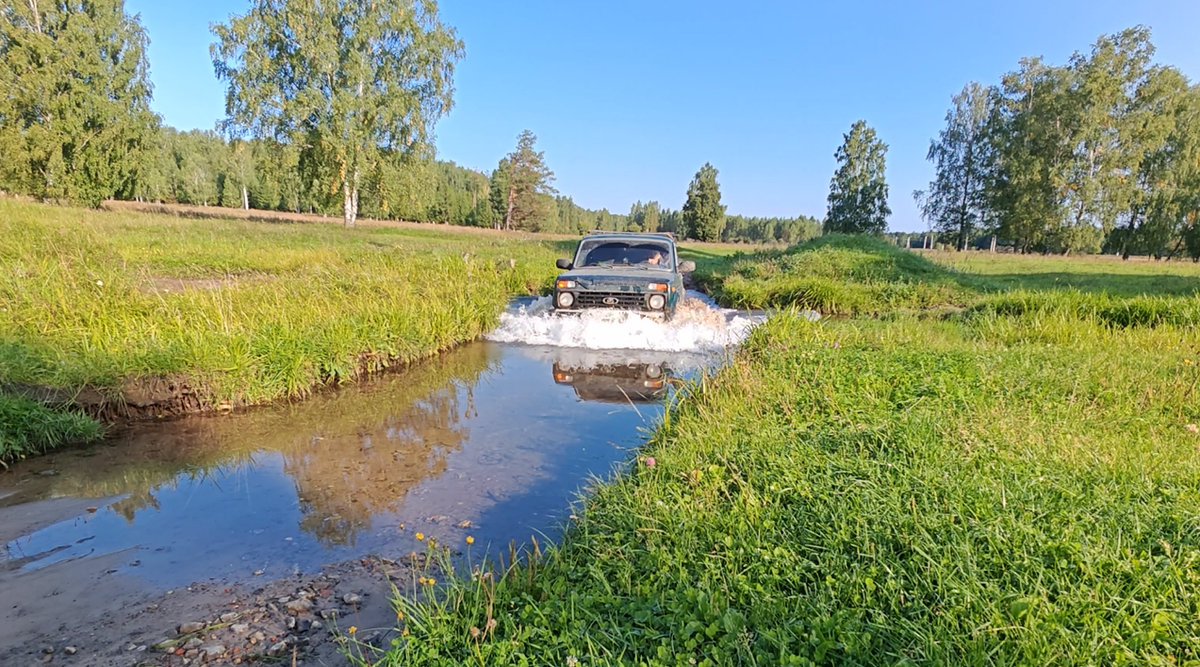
[
  {"xmin": 557, "ymin": 280, "xmax": 576, "ymax": 289},
  {"xmin": 645, "ymin": 365, "xmax": 662, "ymax": 379},
  {"xmin": 648, "ymin": 294, "xmax": 666, "ymax": 310},
  {"xmin": 647, "ymin": 283, "xmax": 668, "ymax": 292},
  {"xmin": 557, "ymin": 291, "xmax": 575, "ymax": 308}
]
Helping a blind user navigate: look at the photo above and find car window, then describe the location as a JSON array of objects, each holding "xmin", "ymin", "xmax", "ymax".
[{"xmin": 575, "ymin": 240, "xmax": 674, "ymax": 269}]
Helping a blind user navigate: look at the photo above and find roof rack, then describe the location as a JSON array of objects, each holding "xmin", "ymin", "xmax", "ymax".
[{"xmin": 584, "ymin": 230, "xmax": 677, "ymax": 241}]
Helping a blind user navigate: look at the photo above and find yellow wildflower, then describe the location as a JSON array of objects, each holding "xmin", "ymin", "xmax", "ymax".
[
  {"xmin": 466, "ymin": 536, "xmax": 475, "ymax": 545},
  {"xmin": 348, "ymin": 626, "xmax": 357, "ymax": 634},
  {"xmin": 415, "ymin": 532, "xmax": 424, "ymax": 541}
]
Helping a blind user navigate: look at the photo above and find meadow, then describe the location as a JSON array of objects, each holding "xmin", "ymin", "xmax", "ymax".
[
  {"xmin": 380, "ymin": 238, "xmax": 1200, "ymax": 666},
  {"xmin": 0, "ymin": 198, "xmax": 565, "ymax": 462}
]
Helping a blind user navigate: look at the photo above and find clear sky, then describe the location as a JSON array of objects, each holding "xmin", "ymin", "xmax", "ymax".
[{"xmin": 126, "ymin": 0, "xmax": 1200, "ymax": 232}]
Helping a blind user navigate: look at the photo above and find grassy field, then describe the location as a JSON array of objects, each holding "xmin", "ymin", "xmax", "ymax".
[
  {"xmin": 929, "ymin": 249, "xmax": 1200, "ymax": 297},
  {"xmin": 0, "ymin": 198, "xmax": 566, "ymax": 462},
  {"xmin": 378, "ymin": 237, "xmax": 1200, "ymax": 666}
]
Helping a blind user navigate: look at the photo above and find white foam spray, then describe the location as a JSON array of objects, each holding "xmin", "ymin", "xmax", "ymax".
[{"xmin": 486, "ymin": 291, "xmax": 765, "ymax": 352}]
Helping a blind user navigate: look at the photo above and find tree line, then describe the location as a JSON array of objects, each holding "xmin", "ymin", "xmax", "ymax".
[
  {"xmin": 917, "ymin": 27, "xmax": 1200, "ymax": 259},
  {"xmin": 0, "ymin": 0, "xmax": 817, "ymax": 245}
]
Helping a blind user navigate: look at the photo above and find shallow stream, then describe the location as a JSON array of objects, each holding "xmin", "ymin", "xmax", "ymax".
[{"xmin": 0, "ymin": 293, "xmax": 762, "ymax": 590}]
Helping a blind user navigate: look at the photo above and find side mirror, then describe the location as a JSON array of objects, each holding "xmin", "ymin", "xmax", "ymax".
[
  {"xmin": 555, "ymin": 258, "xmax": 572, "ymax": 270},
  {"xmin": 678, "ymin": 260, "xmax": 696, "ymax": 273}
]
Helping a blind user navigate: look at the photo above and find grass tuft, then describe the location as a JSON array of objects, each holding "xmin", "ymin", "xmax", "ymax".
[{"xmin": 0, "ymin": 394, "xmax": 102, "ymax": 464}]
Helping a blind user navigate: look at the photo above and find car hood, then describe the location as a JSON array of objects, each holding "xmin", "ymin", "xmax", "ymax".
[{"xmin": 558, "ymin": 267, "xmax": 674, "ymax": 288}]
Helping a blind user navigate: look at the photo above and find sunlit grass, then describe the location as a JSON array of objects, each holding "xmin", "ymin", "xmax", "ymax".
[
  {"xmin": 0, "ymin": 198, "xmax": 565, "ymax": 455},
  {"xmin": 375, "ymin": 237, "xmax": 1200, "ymax": 666},
  {"xmin": 0, "ymin": 198, "xmax": 562, "ymax": 398},
  {"xmin": 694, "ymin": 234, "xmax": 972, "ymax": 314},
  {"xmin": 0, "ymin": 394, "xmax": 102, "ymax": 464},
  {"xmin": 377, "ymin": 312, "xmax": 1200, "ymax": 666}
]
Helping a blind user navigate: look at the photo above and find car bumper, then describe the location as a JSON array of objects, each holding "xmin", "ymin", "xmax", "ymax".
[{"xmin": 553, "ymin": 308, "xmax": 667, "ymax": 319}]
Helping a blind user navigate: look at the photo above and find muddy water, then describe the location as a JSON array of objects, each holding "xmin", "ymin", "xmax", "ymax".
[{"xmin": 0, "ymin": 341, "xmax": 727, "ymax": 591}]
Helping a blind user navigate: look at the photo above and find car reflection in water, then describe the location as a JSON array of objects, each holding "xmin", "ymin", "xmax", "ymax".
[{"xmin": 552, "ymin": 355, "xmax": 674, "ymax": 405}]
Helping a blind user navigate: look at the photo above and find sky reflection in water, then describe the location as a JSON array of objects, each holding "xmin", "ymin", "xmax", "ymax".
[{"xmin": 0, "ymin": 342, "xmax": 718, "ymax": 588}]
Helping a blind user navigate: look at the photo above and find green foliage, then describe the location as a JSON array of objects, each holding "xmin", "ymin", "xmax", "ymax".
[
  {"xmin": 695, "ymin": 235, "xmax": 969, "ymax": 315},
  {"xmin": 0, "ymin": 394, "xmax": 102, "ymax": 465},
  {"xmin": 825, "ymin": 120, "xmax": 890, "ymax": 235},
  {"xmin": 722, "ymin": 214, "xmax": 821, "ymax": 244},
  {"xmin": 967, "ymin": 289, "xmax": 1200, "ymax": 329},
  {"xmin": 683, "ymin": 162, "xmax": 727, "ymax": 242},
  {"xmin": 916, "ymin": 82, "xmax": 995, "ymax": 251},
  {"xmin": 502, "ymin": 130, "xmax": 557, "ymax": 231},
  {"xmin": 211, "ymin": 0, "xmax": 464, "ymax": 227},
  {"xmin": 379, "ymin": 310, "xmax": 1200, "ymax": 666},
  {"xmin": 0, "ymin": 0, "xmax": 157, "ymax": 206},
  {"xmin": 981, "ymin": 28, "xmax": 1200, "ymax": 256}
]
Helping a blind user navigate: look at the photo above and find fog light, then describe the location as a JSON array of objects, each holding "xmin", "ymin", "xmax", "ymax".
[
  {"xmin": 648, "ymin": 294, "xmax": 666, "ymax": 310},
  {"xmin": 557, "ymin": 291, "xmax": 575, "ymax": 308}
]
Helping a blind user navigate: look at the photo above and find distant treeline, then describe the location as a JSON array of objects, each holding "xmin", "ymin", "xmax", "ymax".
[
  {"xmin": 917, "ymin": 27, "xmax": 1200, "ymax": 259},
  {"xmin": 117, "ymin": 127, "xmax": 815, "ymax": 243},
  {"xmin": 0, "ymin": 0, "xmax": 816, "ymax": 245}
]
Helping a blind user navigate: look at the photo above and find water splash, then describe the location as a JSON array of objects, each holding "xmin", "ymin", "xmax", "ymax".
[{"xmin": 486, "ymin": 291, "xmax": 766, "ymax": 352}]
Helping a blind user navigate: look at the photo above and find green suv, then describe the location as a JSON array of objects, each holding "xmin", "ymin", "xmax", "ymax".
[{"xmin": 552, "ymin": 232, "xmax": 695, "ymax": 319}]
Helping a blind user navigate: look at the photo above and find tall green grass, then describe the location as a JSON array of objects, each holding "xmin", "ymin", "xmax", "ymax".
[
  {"xmin": 0, "ymin": 199, "xmax": 562, "ymax": 403},
  {"xmin": 968, "ymin": 289, "xmax": 1200, "ymax": 329},
  {"xmin": 695, "ymin": 235, "xmax": 971, "ymax": 315},
  {"xmin": 377, "ymin": 313, "xmax": 1200, "ymax": 666},
  {"xmin": 0, "ymin": 394, "xmax": 102, "ymax": 464}
]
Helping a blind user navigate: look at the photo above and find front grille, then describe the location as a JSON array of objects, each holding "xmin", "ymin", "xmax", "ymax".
[{"xmin": 574, "ymin": 290, "xmax": 647, "ymax": 310}]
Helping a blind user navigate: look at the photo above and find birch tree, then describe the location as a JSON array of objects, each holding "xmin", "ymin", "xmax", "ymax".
[
  {"xmin": 915, "ymin": 82, "xmax": 995, "ymax": 250},
  {"xmin": 211, "ymin": 0, "xmax": 463, "ymax": 227}
]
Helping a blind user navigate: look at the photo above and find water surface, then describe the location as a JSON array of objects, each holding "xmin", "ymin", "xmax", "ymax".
[{"xmin": 1, "ymin": 343, "xmax": 713, "ymax": 588}]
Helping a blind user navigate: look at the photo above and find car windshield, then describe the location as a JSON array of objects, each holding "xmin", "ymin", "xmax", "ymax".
[{"xmin": 575, "ymin": 240, "xmax": 674, "ymax": 269}]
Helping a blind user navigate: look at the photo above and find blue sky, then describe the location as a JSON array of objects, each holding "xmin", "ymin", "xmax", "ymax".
[{"xmin": 126, "ymin": 0, "xmax": 1200, "ymax": 232}]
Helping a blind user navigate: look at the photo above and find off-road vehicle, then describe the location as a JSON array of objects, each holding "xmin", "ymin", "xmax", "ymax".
[{"xmin": 552, "ymin": 232, "xmax": 694, "ymax": 319}]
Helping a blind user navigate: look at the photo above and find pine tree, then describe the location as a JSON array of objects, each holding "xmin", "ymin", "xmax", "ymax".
[
  {"xmin": 503, "ymin": 130, "xmax": 556, "ymax": 231},
  {"xmin": 212, "ymin": 0, "xmax": 463, "ymax": 227},
  {"xmin": 682, "ymin": 163, "xmax": 726, "ymax": 242},
  {"xmin": 488, "ymin": 159, "xmax": 510, "ymax": 230},
  {"xmin": 825, "ymin": 121, "xmax": 890, "ymax": 235},
  {"xmin": 915, "ymin": 83, "xmax": 996, "ymax": 250}
]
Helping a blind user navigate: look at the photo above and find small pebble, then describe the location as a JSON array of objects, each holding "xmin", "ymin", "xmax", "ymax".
[{"xmin": 64, "ymin": 646, "xmax": 78, "ymax": 655}]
